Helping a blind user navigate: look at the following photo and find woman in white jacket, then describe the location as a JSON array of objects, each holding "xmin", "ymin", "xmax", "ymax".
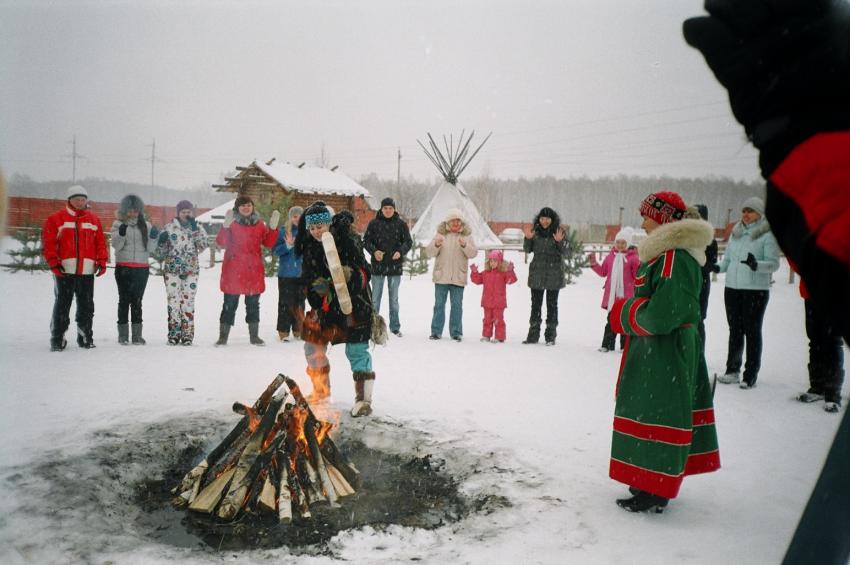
[{"xmin": 716, "ymin": 197, "xmax": 780, "ymax": 389}]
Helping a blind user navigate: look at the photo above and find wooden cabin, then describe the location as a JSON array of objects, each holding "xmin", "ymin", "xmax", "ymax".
[{"xmin": 213, "ymin": 159, "xmax": 374, "ymax": 232}]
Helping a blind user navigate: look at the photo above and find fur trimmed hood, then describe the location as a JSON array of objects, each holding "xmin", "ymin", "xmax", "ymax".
[
  {"xmin": 638, "ymin": 219, "xmax": 714, "ymax": 266},
  {"xmin": 730, "ymin": 218, "xmax": 772, "ymax": 241},
  {"xmin": 436, "ymin": 220, "xmax": 471, "ymax": 236}
]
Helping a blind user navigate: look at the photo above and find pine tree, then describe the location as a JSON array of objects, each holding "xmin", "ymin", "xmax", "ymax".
[
  {"xmin": 562, "ymin": 228, "xmax": 587, "ymax": 284},
  {"xmin": 403, "ymin": 236, "xmax": 429, "ymax": 279},
  {"xmin": 4, "ymin": 225, "xmax": 49, "ymax": 273}
]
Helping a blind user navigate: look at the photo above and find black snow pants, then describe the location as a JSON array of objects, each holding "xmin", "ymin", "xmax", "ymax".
[
  {"xmin": 51, "ymin": 274, "xmax": 95, "ymax": 340},
  {"xmin": 724, "ymin": 287, "xmax": 770, "ymax": 386},
  {"xmin": 115, "ymin": 265, "xmax": 150, "ymax": 324},
  {"xmin": 805, "ymin": 299, "xmax": 845, "ymax": 402}
]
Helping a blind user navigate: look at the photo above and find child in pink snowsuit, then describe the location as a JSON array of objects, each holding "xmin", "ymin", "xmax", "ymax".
[
  {"xmin": 470, "ymin": 249, "xmax": 518, "ymax": 342},
  {"xmin": 589, "ymin": 228, "xmax": 640, "ymax": 352}
]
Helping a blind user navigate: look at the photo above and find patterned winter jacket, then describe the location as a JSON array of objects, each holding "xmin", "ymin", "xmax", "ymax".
[
  {"xmin": 110, "ymin": 219, "xmax": 157, "ymax": 266},
  {"xmin": 156, "ymin": 218, "xmax": 209, "ymax": 276},
  {"xmin": 42, "ymin": 205, "xmax": 108, "ymax": 275},
  {"xmin": 718, "ymin": 218, "xmax": 780, "ymax": 291}
]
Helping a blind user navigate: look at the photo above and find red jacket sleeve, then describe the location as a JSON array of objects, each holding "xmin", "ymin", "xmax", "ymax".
[{"xmin": 42, "ymin": 215, "xmax": 60, "ymax": 267}]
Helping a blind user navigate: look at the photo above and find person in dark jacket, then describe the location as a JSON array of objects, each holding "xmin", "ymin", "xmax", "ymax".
[
  {"xmin": 522, "ymin": 207, "xmax": 567, "ymax": 345},
  {"xmin": 692, "ymin": 204, "xmax": 719, "ymax": 346},
  {"xmin": 42, "ymin": 185, "xmax": 108, "ymax": 350},
  {"xmin": 295, "ymin": 202, "xmax": 376, "ymax": 417},
  {"xmin": 363, "ymin": 197, "xmax": 412, "ymax": 337},
  {"xmin": 110, "ymin": 194, "xmax": 159, "ymax": 345},
  {"xmin": 272, "ymin": 205, "xmax": 306, "ymax": 341}
]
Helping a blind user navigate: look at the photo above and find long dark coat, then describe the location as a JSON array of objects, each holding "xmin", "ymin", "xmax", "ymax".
[
  {"xmin": 523, "ymin": 209, "xmax": 567, "ymax": 290},
  {"xmin": 363, "ymin": 212, "xmax": 413, "ymax": 276}
]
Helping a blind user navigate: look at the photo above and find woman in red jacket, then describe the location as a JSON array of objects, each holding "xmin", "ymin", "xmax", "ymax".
[{"xmin": 214, "ymin": 196, "xmax": 279, "ymax": 345}]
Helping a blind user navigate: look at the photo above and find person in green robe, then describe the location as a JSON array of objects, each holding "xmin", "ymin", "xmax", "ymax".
[{"xmin": 608, "ymin": 190, "xmax": 721, "ymax": 513}]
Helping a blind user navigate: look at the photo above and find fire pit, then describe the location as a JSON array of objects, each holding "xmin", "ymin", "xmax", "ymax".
[{"xmin": 172, "ymin": 374, "xmax": 360, "ymax": 523}]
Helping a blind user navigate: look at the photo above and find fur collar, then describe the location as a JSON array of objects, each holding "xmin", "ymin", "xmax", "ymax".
[
  {"xmin": 638, "ymin": 219, "xmax": 714, "ymax": 266},
  {"xmin": 233, "ymin": 211, "xmax": 260, "ymax": 226},
  {"xmin": 436, "ymin": 221, "xmax": 471, "ymax": 236},
  {"xmin": 730, "ymin": 218, "xmax": 771, "ymax": 240}
]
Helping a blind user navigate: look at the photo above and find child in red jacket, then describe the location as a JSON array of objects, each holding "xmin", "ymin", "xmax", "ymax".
[{"xmin": 470, "ymin": 250, "xmax": 517, "ymax": 343}]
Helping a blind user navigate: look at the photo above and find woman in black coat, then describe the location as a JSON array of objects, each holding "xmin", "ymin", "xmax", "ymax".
[{"xmin": 522, "ymin": 207, "xmax": 567, "ymax": 345}]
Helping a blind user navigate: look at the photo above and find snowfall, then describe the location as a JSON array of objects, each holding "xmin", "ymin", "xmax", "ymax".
[{"xmin": 0, "ymin": 239, "xmax": 844, "ymax": 565}]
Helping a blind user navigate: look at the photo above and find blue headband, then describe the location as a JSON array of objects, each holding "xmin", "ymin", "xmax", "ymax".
[{"xmin": 305, "ymin": 211, "xmax": 331, "ymax": 226}]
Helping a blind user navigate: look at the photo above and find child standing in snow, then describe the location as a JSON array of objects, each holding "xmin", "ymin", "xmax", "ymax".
[
  {"xmin": 589, "ymin": 228, "xmax": 640, "ymax": 352},
  {"xmin": 470, "ymin": 249, "xmax": 517, "ymax": 342}
]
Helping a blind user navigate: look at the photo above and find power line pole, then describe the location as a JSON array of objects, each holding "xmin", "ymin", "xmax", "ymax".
[
  {"xmin": 148, "ymin": 138, "xmax": 156, "ymax": 187},
  {"xmin": 67, "ymin": 134, "xmax": 83, "ymax": 182},
  {"xmin": 396, "ymin": 147, "xmax": 402, "ymax": 187}
]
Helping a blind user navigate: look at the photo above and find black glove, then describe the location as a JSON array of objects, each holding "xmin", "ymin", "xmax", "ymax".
[
  {"xmin": 189, "ymin": 218, "xmax": 198, "ymax": 231},
  {"xmin": 741, "ymin": 252, "xmax": 758, "ymax": 271},
  {"xmin": 158, "ymin": 231, "xmax": 169, "ymax": 244},
  {"xmin": 711, "ymin": 264, "xmax": 721, "ymax": 274},
  {"xmin": 149, "ymin": 226, "xmax": 159, "ymax": 240},
  {"xmin": 118, "ymin": 224, "xmax": 127, "ymax": 236},
  {"xmin": 683, "ymin": 0, "xmax": 850, "ymax": 177}
]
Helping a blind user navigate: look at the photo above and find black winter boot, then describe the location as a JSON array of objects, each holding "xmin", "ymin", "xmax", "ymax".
[
  {"xmin": 215, "ymin": 323, "xmax": 231, "ymax": 346},
  {"xmin": 77, "ymin": 327, "xmax": 95, "ymax": 349},
  {"xmin": 131, "ymin": 323, "xmax": 146, "ymax": 345},
  {"xmin": 616, "ymin": 490, "xmax": 669, "ymax": 513},
  {"xmin": 118, "ymin": 323, "xmax": 129, "ymax": 345},
  {"xmin": 248, "ymin": 322, "xmax": 265, "ymax": 345},
  {"xmin": 523, "ymin": 324, "xmax": 540, "ymax": 344},
  {"xmin": 50, "ymin": 335, "xmax": 67, "ymax": 352},
  {"xmin": 544, "ymin": 325, "xmax": 557, "ymax": 346}
]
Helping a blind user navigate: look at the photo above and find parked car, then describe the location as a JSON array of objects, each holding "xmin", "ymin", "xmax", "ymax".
[{"xmin": 498, "ymin": 228, "xmax": 525, "ymax": 245}]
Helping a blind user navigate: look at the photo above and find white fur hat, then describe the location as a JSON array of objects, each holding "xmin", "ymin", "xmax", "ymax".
[
  {"xmin": 444, "ymin": 208, "xmax": 465, "ymax": 223},
  {"xmin": 66, "ymin": 185, "xmax": 88, "ymax": 199},
  {"xmin": 614, "ymin": 226, "xmax": 634, "ymax": 246}
]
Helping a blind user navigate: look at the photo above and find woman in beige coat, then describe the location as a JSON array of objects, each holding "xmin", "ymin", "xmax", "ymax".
[{"xmin": 426, "ymin": 208, "xmax": 478, "ymax": 341}]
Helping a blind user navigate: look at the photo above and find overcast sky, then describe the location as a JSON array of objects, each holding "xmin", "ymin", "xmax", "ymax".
[{"xmin": 0, "ymin": 0, "xmax": 761, "ymax": 190}]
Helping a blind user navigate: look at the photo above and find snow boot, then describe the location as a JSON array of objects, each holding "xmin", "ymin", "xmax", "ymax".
[
  {"xmin": 278, "ymin": 331, "xmax": 289, "ymax": 342},
  {"xmin": 215, "ymin": 323, "xmax": 231, "ymax": 346},
  {"xmin": 77, "ymin": 327, "xmax": 95, "ymax": 349},
  {"xmin": 616, "ymin": 490, "xmax": 669, "ymax": 513},
  {"xmin": 716, "ymin": 371, "xmax": 740, "ymax": 384},
  {"xmin": 118, "ymin": 323, "xmax": 130, "ymax": 345},
  {"xmin": 131, "ymin": 323, "xmax": 146, "ymax": 345},
  {"xmin": 523, "ymin": 325, "xmax": 540, "ymax": 344},
  {"xmin": 797, "ymin": 389, "xmax": 824, "ymax": 403},
  {"xmin": 50, "ymin": 335, "xmax": 67, "ymax": 352},
  {"xmin": 248, "ymin": 322, "xmax": 265, "ymax": 346},
  {"xmin": 544, "ymin": 326, "xmax": 557, "ymax": 346},
  {"xmin": 306, "ymin": 366, "xmax": 331, "ymax": 403},
  {"xmin": 824, "ymin": 391, "xmax": 842, "ymax": 413},
  {"xmin": 351, "ymin": 372, "xmax": 374, "ymax": 417}
]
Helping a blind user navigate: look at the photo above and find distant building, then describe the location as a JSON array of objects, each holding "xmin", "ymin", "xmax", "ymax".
[{"xmin": 213, "ymin": 159, "xmax": 374, "ymax": 232}]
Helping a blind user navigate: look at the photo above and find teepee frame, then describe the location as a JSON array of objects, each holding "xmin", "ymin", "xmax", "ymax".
[{"xmin": 416, "ymin": 130, "xmax": 492, "ymax": 185}]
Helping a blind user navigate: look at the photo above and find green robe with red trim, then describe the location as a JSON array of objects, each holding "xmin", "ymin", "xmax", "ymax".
[{"xmin": 608, "ymin": 218, "xmax": 720, "ymax": 499}]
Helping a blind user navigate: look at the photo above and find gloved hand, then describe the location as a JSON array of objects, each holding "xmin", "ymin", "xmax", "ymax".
[
  {"xmin": 149, "ymin": 226, "xmax": 159, "ymax": 240},
  {"xmin": 223, "ymin": 209, "xmax": 234, "ymax": 228},
  {"xmin": 118, "ymin": 223, "xmax": 127, "ymax": 236},
  {"xmin": 741, "ymin": 252, "xmax": 759, "ymax": 271},
  {"xmin": 158, "ymin": 231, "xmax": 169, "ymax": 244},
  {"xmin": 50, "ymin": 264, "xmax": 65, "ymax": 277},
  {"xmin": 470, "ymin": 263, "xmax": 478, "ymax": 272},
  {"xmin": 188, "ymin": 218, "xmax": 198, "ymax": 232},
  {"xmin": 311, "ymin": 277, "xmax": 331, "ymax": 297},
  {"xmin": 683, "ymin": 0, "xmax": 850, "ymax": 177},
  {"xmin": 269, "ymin": 210, "xmax": 281, "ymax": 230},
  {"xmin": 96, "ymin": 263, "xmax": 107, "ymax": 277},
  {"xmin": 712, "ymin": 264, "xmax": 721, "ymax": 274}
]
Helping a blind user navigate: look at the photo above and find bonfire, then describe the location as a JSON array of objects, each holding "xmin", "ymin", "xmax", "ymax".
[{"xmin": 171, "ymin": 374, "xmax": 360, "ymax": 523}]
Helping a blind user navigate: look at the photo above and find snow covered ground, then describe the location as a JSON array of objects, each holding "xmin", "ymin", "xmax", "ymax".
[{"xmin": 0, "ymin": 241, "xmax": 844, "ymax": 564}]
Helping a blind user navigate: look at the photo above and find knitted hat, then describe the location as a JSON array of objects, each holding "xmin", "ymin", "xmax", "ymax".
[
  {"xmin": 487, "ymin": 249, "xmax": 504, "ymax": 262},
  {"xmin": 288, "ymin": 205, "xmax": 304, "ymax": 219},
  {"xmin": 303, "ymin": 201, "xmax": 332, "ymax": 227},
  {"xmin": 614, "ymin": 226, "xmax": 634, "ymax": 246},
  {"xmin": 119, "ymin": 194, "xmax": 145, "ymax": 216},
  {"xmin": 176, "ymin": 200, "xmax": 194, "ymax": 214},
  {"xmin": 381, "ymin": 197, "xmax": 396, "ymax": 209},
  {"xmin": 67, "ymin": 185, "xmax": 88, "ymax": 200},
  {"xmin": 639, "ymin": 191, "xmax": 687, "ymax": 225},
  {"xmin": 444, "ymin": 208, "xmax": 465, "ymax": 223},
  {"xmin": 741, "ymin": 196, "xmax": 765, "ymax": 216},
  {"xmin": 234, "ymin": 195, "xmax": 254, "ymax": 209}
]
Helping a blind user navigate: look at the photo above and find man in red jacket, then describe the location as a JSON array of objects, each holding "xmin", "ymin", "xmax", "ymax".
[{"xmin": 42, "ymin": 185, "xmax": 108, "ymax": 350}]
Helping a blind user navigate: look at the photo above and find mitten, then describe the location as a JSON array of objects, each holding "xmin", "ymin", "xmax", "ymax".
[
  {"xmin": 149, "ymin": 226, "xmax": 159, "ymax": 240},
  {"xmin": 470, "ymin": 263, "xmax": 478, "ymax": 272},
  {"xmin": 158, "ymin": 231, "xmax": 169, "ymax": 244},
  {"xmin": 311, "ymin": 277, "xmax": 331, "ymax": 297},
  {"xmin": 223, "ymin": 209, "xmax": 234, "ymax": 228},
  {"xmin": 118, "ymin": 224, "xmax": 127, "ymax": 236},
  {"xmin": 741, "ymin": 253, "xmax": 758, "ymax": 271},
  {"xmin": 188, "ymin": 218, "xmax": 198, "ymax": 231},
  {"xmin": 683, "ymin": 0, "xmax": 850, "ymax": 177},
  {"xmin": 50, "ymin": 264, "xmax": 65, "ymax": 277},
  {"xmin": 96, "ymin": 263, "xmax": 107, "ymax": 277},
  {"xmin": 269, "ymin": 210, "xmax": 281, "ymax": 230}
]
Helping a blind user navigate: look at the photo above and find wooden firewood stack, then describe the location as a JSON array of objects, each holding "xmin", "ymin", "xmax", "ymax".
[{"xmin": 171, "ymin": 374, "xmax": 361, "ymax": 523}]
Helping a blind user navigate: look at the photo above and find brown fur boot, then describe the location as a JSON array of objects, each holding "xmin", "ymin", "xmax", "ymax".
[
  {"xmin": 306, "ymin": 366, "xmax": 331, "ymax": 403},
  {"xmin": 351, "ymin": 371, "xmax": 375, "ymax": 417}
]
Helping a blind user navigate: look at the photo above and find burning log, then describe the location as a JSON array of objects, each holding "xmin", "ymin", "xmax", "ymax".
[{"xmin": 172, "ymin": 374, "xmax": 357, "ymax": 523}]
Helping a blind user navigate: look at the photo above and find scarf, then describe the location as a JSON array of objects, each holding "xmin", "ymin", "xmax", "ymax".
[{"xmin": 607, "ymin": 252, "xmax": 626, "ymax": 311}]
